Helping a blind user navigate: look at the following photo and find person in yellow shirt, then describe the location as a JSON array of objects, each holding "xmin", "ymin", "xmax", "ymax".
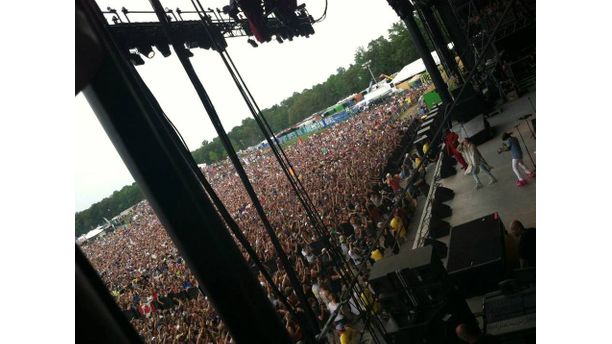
[
  {"xmin": 338, "ymin": 323, "xmax": 358, "ymax": 344},
  {"xmin": 370, "ymin": 248, "xmax": 383, "ymax": 262}
]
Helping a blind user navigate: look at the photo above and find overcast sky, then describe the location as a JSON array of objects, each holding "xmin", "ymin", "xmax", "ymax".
[{"xmin": 75, "ymin": 0, "xmax": 402, "ymax": 211}]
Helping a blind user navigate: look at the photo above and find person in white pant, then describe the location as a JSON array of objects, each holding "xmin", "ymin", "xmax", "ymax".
[
  {"xmin": 501, "ymin": 132, "xmax": 535, "ymax": 187},
  {"xmin": 459, "ymin": 138, "xmax": 497, "ymax": 190}
]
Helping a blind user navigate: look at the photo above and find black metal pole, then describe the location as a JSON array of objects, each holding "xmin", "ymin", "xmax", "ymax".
[
  {"xmin": 433, "ymin": 0, "xmax": 476, "ymax": 72},
  {"xmin": 416, "ymin": 4, "xmax": 462, "ymax": 82},
  {"xmin": 76, "ymin": 246, "xmax": 143, "ymax": 344},
  {"xmin": 146, "ymin": 0, "xmax": 320, "ymax": 340},
  {"xmin": 78, "ymin": 0, "xmax": 292, "ymax": 342},
  {"xmin": 387, "ymin": 0, "xmax": 453, "ymax": 105}
]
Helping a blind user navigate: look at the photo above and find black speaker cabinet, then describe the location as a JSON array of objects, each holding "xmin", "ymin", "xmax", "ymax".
[
  {"xmin": 447, "ymin": 213, "xmax": 506, "ymax": 297},
  {"xmin": 435, "ymin": 186, "xmax": 455, "ymax": 202},
  {"xmin": 369, "ymin": 246, "xmax": 450, "ymax": 326},
  {"xmin": 424, "ymin": 238, "xmax": 448, "ymax": 259},
  {"xmin": 440, "ymin": 164, "xmax": 457, "ymax": 179},
  {"xmin": 431, "ymin": 201, "xmax": 452, "ymax": 219},
  {"xmin": 429, "ymin": 218, "xmax": 451, "ymax": 239}
]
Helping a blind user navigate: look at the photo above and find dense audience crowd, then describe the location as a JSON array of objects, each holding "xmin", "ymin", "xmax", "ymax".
[{"xmin": 81, "ymin": 93, "xmax": 421, "ymax": 343}]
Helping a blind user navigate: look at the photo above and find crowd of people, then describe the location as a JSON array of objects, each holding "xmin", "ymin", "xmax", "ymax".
[{"xmin": 81, "ymin": 93, "xmax": 422, "ymax": 343}]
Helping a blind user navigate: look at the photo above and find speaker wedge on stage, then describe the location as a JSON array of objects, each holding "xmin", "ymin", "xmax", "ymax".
[
  {"xmin": 434, "ymin": 186, "xmax": 455, "ymax": 202},
  {"xmin": 431, "ymin": 201, "xmax": 452, "ymax": 219},
  {"xmin": 428, "ymin": 218, "xmax": 451, "ymax": 239}
]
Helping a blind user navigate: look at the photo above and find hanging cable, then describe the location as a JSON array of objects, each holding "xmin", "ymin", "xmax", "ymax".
[
  {"xmin": 189, "ymin": 4, "xmax": 371, "ymax": 320},
  {"xmin": 189, "ymin": 1, "xmax": 379, "ymax": 329},
  {"xmin": 147, "ymin": 0, "xmax": 320, "ymax": 340},
  {"xmin": 312, "ymin": 0, "xmax": 328, "ymax": 23},
  {"xmin": 104, "ymin": 15, "xmax": 301, "ymax": 320}
]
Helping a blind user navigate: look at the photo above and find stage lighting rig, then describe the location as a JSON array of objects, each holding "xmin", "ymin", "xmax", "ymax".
[
  {"xmin": 129, "ymin": 53, "xmax": 145, "ymax": 66},
  {"xmin": 155, "ymin": 44, "xmax": 172, "ymax": 57},
  {"xmin": 137, "ymin": 45, "xmax": 155, "ymax": 59},
  {"xmin": 99, "ymin": 1, "xmax": 320, "ymax": 66}
]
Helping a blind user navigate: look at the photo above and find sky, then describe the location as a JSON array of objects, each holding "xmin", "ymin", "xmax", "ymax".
[{"xmin": 75, "ymin": 0, "xmax": 403, "ymax": 211}]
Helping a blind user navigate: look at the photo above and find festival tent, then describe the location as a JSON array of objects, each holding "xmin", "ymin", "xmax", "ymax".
[
  {"xmin": 364, "ymin": 82, "xmax": 394, "ymax": 105},
  {"xmin": 391, "ymin": 52, "xmax": 441, "ymax": 86},
  {"xmin": 84, "ymin": 226, "xmax": 105, "ymax": 241},
  {"xmin": 391, "ymin": 43, "xmax": 453, "ymax": 86}
]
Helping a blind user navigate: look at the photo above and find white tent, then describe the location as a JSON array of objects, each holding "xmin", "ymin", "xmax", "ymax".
[
  {"xmin": 391, "ymin": 43, "xmax": 453, "ymax": 86},
  {"xmin": 84, "ymin": 227, "xmax": 104, "ymax": 240},
  {"xmin": 364, "ymin": 82, "xmax": 394, "ymax": 105},
  {"xmin": 391, "ymin": 52, "xmax": 441, "ymax": 86}
]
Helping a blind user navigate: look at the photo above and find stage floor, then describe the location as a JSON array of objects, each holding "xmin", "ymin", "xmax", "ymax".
[
  {"xmin": 399, "ymin": 91, "xmax": 537, "ymax": 331},
  {"xmin": 405, "ymin": 91, "xmax": 536, "ymax": 251}
]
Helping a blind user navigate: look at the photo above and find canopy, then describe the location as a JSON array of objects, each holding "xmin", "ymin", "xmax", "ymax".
[
  {"xmin": 391, "ymin": 43, "xmax": 453, "ymax": 85},
  {"xmin": 84, "ymin": 227, "xmax": 104, "ymax": 240},
  {"xmin": 391, "ymin": 52, "xmax": 441, "ymax": 85}
]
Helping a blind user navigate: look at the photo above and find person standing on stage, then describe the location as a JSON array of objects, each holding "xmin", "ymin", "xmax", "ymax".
[
  {"xmin": 444, "ymin": 129, "xmax": 468, "ymax": 169},
  {"xmin": 500, "ymin": 132, "xmax": 535, "ymax": 187},
  {"xmin": 459, "ymin": 138, "xmax": 497, "ymax": 190}
]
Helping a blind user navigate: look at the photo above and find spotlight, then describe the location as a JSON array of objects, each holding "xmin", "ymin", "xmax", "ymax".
[
  {"xmin": 129, "ymin": 53, "xmax": 145, "ymax": 66},
  {"xmin": 276, "ymin": 36, "xmax": 284, "ymax": 44},
  {"xmin": 155, "ymin": 44, "xmax": 172, "ymax": 57},
  {"xmin": 137, "ymin": 45, "xmax": 155, "ymax": 59},
  {"xmin": 247, "ymin": 39, "xmax": 258, "ymax": 48}
]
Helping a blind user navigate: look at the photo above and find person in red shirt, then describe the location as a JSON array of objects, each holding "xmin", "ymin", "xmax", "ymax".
[
  {"xmin": 385, "ymin": 173, "xmax": 401, "ymax": 193},
  {"xmin": 444, "ymin": 130, "xmax": 468, "ymax": 169}
]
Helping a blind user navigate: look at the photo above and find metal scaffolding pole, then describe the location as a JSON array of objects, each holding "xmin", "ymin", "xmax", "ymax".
[
  {"xmin": 77, "ymin": 0, "xmax": 292, "ymax": 342},
  {"xmin": 416, "ymin": 3, "xmax": 462, "ymax": 82},
  {"xmin": 433, "ymin": 0, "xmax": 476, "ymax": 72},
  {"xmin": 387, "ymin": 0, "xmax": 453, "ymax": 105}
]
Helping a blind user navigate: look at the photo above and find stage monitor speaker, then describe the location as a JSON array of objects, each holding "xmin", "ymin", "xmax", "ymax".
[
  {"xmin": 424, "ymin": 238, "xmax": 448, "ymax": 259},
  {"xmin": 435, "ymin": 186, "xmax": 455, "ymax": 202},
  {"xmin": 447, "ymin": 213, "xmax": 506, "ymax": 297},
  {"xmin": 440, "ymin": 164, "xmax": 457, "ymax": 179},
  {"xmin": 431, "ymin": 201, "xmax": 452, "ymax": 219},
  {"xmin": 428, "ymin": 218, "xmax": 451, "ymax": 239}
]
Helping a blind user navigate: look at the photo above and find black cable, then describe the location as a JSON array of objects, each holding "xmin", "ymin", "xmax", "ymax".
[
  {"xmin": 147, "ymin": 0, "xmax": 320, "ymax": 340},
  {"xmin": 108, "ymin": 16, "xmax": 301, "ymax": 320},
  {"xmin": 190, "ymin": 0, "xmax": 360, "ymax": 295},
  {"xmin": 313, "ymin": 0, "xmax": 328, "ymax": 23}
]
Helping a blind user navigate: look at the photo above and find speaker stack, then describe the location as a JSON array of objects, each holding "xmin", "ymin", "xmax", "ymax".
[
  {"xmin": 446, "ymin": 213, "xmax": 507, "ymax": 297},
  {"xmin": 368, "ymin": 246, "xmax": 477, "ymax": 343},
  {"xmin": 427, "ymin": 186, "xmax": 454, "ymax": 240},
  {"xmin": 440, "ymin": 150, "xmax": 457, "ymax": 179}
]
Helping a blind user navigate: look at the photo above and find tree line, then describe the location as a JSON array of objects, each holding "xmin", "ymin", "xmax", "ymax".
[{"xmin": 76, "ymin": 20, "xmax": 435, "ymax": 236}]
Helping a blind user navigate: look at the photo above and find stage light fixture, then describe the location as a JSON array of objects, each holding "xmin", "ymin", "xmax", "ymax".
[
  {"xmin": 156, "ymin": 44, "xmax": 172, "ymax": 57},
  {"xmin": 184, "ymin": 49, "xmax": 194, "ymax": 58},
  {"xmin": 129, "ymin": 53, "xmax": 145, "ymax": 66},
  {"xmin": 247, "ymin": 39, "xmax": 258, "ymax": 48},
  {"xmin": 137, "ymin": 45, "xmax": 155, "ymax": 59},
  {"xmin": 276, "ymin": 36, "xmax": 284, "ymax": 44}
]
